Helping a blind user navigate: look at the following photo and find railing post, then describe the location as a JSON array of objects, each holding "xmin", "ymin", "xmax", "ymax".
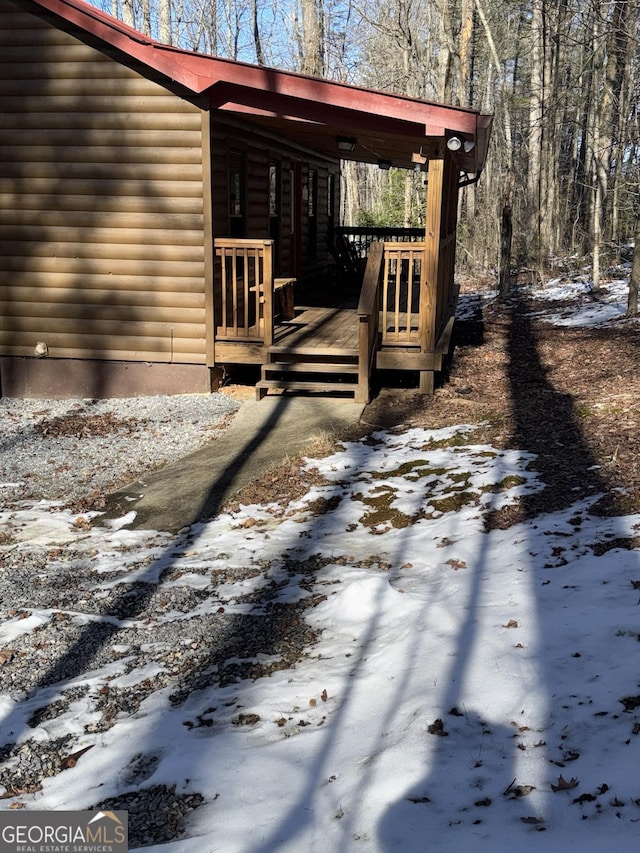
[
  {"xmin": 357, "ymin": 241, "xmax": 383, "ymax": 403},
  {"xmin": 262, "ymin": 241, "xmax": 274, "ymax": 348}
]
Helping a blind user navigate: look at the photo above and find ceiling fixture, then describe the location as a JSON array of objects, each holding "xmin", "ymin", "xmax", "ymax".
[
  {"xmin": 336, "ymin": 136, "xmax": 357, "ymax": 152},
  {"xmin": 378, "ymin": 159, "xmax": 392, "ymax": 170},
  {"xmin": 446, "ymin": 136, "xmax": 462, "ymax": 152}
]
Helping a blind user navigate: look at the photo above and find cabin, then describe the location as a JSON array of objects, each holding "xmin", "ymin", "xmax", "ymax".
[{"xmin": 0, "ymin": 0, "xmax": 492, "ymax": 401}]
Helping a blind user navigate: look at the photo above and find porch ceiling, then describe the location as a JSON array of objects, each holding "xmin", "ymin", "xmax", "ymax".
[{"xmin": 208, "ymin": 78, "xmax": 492, "ymax": 176}]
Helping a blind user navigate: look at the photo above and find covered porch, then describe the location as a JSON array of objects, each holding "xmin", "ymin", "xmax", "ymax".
[
  {"xmin": 204, "ymin": 64, "xmax": 492, "ymax": 402},
  {"xmin": 212, "ymin": 198, "xmax": 459, "ymax": 403}
]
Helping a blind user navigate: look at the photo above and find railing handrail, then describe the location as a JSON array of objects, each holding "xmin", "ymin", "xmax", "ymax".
[
  {"xmin": 356, "ymin": 241, "xmax": 384, "ymax": 403},
  {"xmin": 338, "ymin": 226, "xmax": 424, "ymax": 238},
  {"xmin": 357, "ymin": 241, "xmax": 384, "ymax": 318}
]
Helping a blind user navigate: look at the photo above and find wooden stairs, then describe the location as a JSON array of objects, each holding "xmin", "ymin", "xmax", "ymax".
[{"xmin": 255, "ymin": 345, "xmax": 360, "ymax": 399}]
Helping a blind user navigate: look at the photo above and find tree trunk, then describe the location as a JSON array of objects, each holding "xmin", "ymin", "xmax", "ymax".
[
  {"xmin": 628, "ymin": 222, "xmax": 640, "ymax": 316},
  {"xmin": 121, "ymin": 0, "xmax": 134, "ymax": 27},
  {"xmin": 252, "ymin": 0, "xmax": 265, "ymax": 65},
  {"xmin": 299, "ymin": 0, "xmax": 325, "ymax": 76},
  {"xmin": 499, "ymin": 203, "xmax": 513, "ymax": 299},
  {"xmin": 159, "ymin": 0, "xmax": 172, "ymax": 44}
]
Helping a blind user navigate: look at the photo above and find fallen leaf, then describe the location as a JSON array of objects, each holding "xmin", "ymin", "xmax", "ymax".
[
  {"xmin": 309, "ymin": 698, "xmax": 317, "ymax": 707},
  {"xmin": 232, "ymin": 713, "xmax": 261, "ymax": 726},
  {"xmin": 503, "ymin": 619, "xmax": 519, "ymax": 628},
  {"xmin": 573, "ymin": 793, "xmax": 596, "ymax": 804},
  {"xmin": 563, "ymin": 749, "xmax": 580, "ymax": 762},
  {"xmin": 552, "ymin": 775, "xmax": 579, "ymax": 792},
  {"xmin": 506, "ymin": 784, "xmax": 536, "ymax": 798},
  {"xmin": 520, "ymin": 816, "xmax": 545, "ymax": 825},
  {"xmin": 427, "ymin": 718, "xmax": 448, "ymax": 736},
  {"xmin": 446, "ymin": 559, "xmax": 467, "ymax": 570},
  {"xmin": 61, "ymin": 744, "xmax": 94, "ymax": 770},
  {"xmin": 474, "ymin": 797, "xmax": 492, "ymax": 807},
  {"xmin": 321, "ymin": 689, "xmax": 328, "ymax": 702}
]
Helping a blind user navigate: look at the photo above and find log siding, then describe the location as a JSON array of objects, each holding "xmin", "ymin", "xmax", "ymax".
[{"xmin": 0, "ymin": 0, "xmax": 208, "ymax": 366}]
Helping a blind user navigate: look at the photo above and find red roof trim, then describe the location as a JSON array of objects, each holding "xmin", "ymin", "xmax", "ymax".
[{"xmin": 18, "ymin": 0, "xmax": 486, "ymax": 140}]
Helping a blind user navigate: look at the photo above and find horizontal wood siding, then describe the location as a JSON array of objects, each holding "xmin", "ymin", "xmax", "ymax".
[{"xmin": 0, "ymin": 0, "xmax": 207, "ymax": 364}]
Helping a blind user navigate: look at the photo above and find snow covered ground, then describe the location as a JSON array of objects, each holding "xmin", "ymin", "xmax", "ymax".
[{"xmin": 1, "ymin": 276, "xmax": 640, "ymax": 852}]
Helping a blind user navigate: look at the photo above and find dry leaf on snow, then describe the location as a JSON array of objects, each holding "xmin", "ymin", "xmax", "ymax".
[{"xmin": 551, "ymin": 775, "xmax": 579, "ymax": 792}]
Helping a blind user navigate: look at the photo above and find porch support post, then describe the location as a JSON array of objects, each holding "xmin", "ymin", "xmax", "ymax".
[
  {"xmin": 420, "ymin": 156, "xmax": 444, "ymax": 394},
  {"xmin": 201, "ymin": 108, "xmax": 215, "ymax": 369}
]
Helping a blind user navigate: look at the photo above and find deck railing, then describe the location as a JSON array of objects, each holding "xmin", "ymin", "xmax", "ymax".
[
  {"xmin": 357, "ymin": 242, "xmax": 384, "ymax": 402},
  {"xmin": 337, "ymin": 226, "xmax": 424, "ymax": 259},
  {"xmin": 380, "ymin": 241, "xmax": 425, "ymax": 346},
  {"xmin": 214, "ymin": 238, "xmax": 275, "ymax": 347}
]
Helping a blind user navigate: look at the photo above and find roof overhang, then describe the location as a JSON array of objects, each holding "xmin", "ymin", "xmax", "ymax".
[{"xmin": 12, "ymin": 0, "xmax": 493, "ymax": 177}]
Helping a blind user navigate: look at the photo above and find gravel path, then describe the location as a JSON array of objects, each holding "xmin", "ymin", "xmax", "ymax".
[
  {"xmin": 0, "ymin": 389, "xmax": 324, "ymax": 847},
  {"xmin": 0, "ymin": 393, "xmax": 242, "ymax": 511}
]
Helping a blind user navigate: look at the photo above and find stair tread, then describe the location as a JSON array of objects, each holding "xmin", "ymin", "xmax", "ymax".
[
  {"xmin": 256, "ymin": 379, "xmax": 358, "ymax": 391},
  {"xmin": 268, "ymin": 345, "xmax": 358, "ymax": 358},
  {"xmin": 263, "ymin": 361, "xmax": 358, "ymax": 374}
]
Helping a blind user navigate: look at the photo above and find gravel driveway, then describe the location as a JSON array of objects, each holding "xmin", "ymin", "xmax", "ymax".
[{"xmin": 0, "ymin": 392, "xmax": 242, "ymax": 511}]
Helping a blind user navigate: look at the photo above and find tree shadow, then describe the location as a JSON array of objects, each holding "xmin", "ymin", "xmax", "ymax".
[{"xmin": 377, "ymin": 289, "xmax": 633, "ymax": 847}]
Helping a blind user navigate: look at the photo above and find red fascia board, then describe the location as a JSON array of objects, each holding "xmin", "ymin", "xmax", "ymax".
[{"xmin": 202, "ymin": 64, "xmax": 479, "ymax": 137}]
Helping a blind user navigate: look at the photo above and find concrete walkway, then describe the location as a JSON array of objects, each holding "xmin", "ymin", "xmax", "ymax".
[{"xmin": 104, "ymin": 396, "xmax": 365, "ymax": 533}]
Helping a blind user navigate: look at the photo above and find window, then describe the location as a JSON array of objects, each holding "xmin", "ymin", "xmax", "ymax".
[
  {"xmin": 269, "ymin": 163, "xmax": 280, "ymax": 217},
  {"xmin": 269, "ymin": 163, "xmax": 281, "ymax": 268},
  {"xmin": 228, "ymin": 151, "xmax": 245, "ymax": 237},
  {"xmin": 308, "ymin": 168, "xmax": 318, "ymax": 257}
]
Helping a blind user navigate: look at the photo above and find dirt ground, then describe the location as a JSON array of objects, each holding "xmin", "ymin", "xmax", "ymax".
[{"xmin": 229, "ymin": 287, "xmax": 640, "ymax": 526}]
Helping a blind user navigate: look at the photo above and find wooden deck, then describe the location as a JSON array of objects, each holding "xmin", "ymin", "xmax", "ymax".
[
  {"xmin": 272, "ymin": 305, "xmax": 359, "ymax": 355},
  {"xmin": 213, "ymin": 235, "xmax": 458, "ymax": 401}
]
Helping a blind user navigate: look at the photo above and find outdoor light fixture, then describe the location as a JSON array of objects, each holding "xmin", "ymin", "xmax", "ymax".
[
  {"xmin": 378, "ymin": 159, "xmax": 392, "ymax": 170},
  {"xmin": 464, "ymin": 139, "xmax": 476, "ymax": 153},
  {"xmin": 336, "ymin": 136, "xmax": 357, "ymax": 152},
  {"xmin": 446, "ymin": 136, "xmax": 462, "ymax": 152}
]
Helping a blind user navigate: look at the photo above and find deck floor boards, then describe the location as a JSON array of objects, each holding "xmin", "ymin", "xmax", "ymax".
[{"xmin": 273, "ymin": 306, "xmax": 359, "ymax": 354}]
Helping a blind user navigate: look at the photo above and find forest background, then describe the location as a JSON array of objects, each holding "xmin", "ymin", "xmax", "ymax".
[{"xmin": 93, "ymin": 0, "xmax": 640, "ymax": 305}]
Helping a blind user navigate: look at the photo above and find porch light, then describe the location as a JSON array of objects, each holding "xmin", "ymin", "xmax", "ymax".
[
  {"xmin": 378, "ymin": 159, "xmax": 392, "ymax": 170},
  {"xmin": 446, "ymin": 136, "xmax": 462, "ymax": 152},
  {"xmin": 336, "ymin": 136, "xmax": 357, "ymax": 152},
  {"xmin": 464, "ymin": 140, "xmax": 476, "ymax": 153}
]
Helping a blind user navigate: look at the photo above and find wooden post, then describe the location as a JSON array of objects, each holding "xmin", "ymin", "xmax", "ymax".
[
  {"xmin": 420, "ymin": 156, "xmax": 444, "ymax": 393},
  {"xmin": 201, "ymin": 109, "xmax": 215, "ymax": 367},
  {"xmin": 262, "ymin": 241, "xmax": 274, "ymax": 347}
]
